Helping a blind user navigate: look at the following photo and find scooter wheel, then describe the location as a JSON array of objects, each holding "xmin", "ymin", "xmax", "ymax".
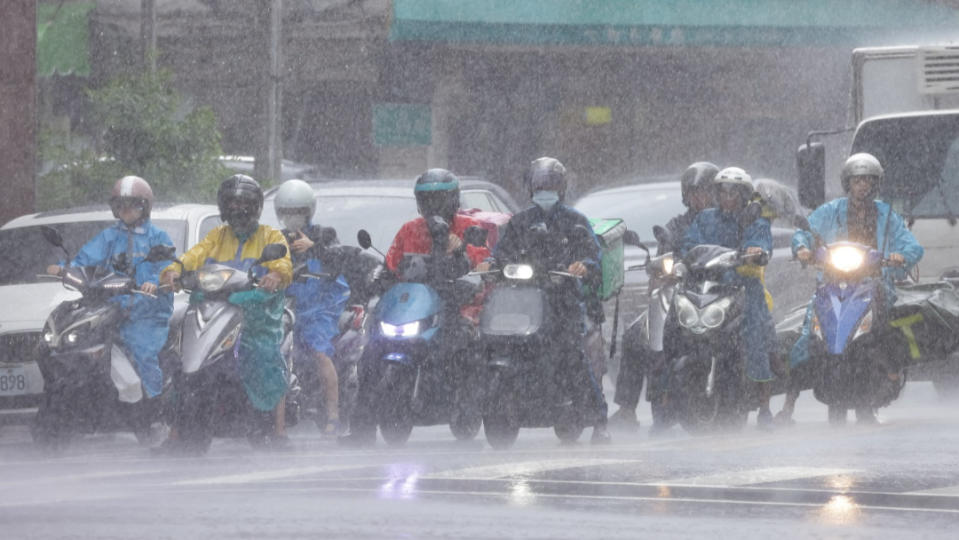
[
  {"xmin": 450, "ymin": 409, "xmax": 482, "ymax": 441},
  {"xmin": 554, "ymin": 423, "xmax": 584, "ymax": 444},
  {"xmin": 484, "ymin": 414, "xmax": 519, "ymax": 450}
]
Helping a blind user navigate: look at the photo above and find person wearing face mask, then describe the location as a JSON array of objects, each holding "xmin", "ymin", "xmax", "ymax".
[
  {"xmin": 680, "ymin": 166, "xmax": 777, "ymax": 429},
  {"xmin": 781, "ymin": 153, "xmax": 923, "ymax": 424},
  {"xmin": 46, "ymin": 176, "xmax": 174, "ymax": 429},
  {"xmin": 477, "ymin": 157, "xmax": 611, "ymax": 444},
  {"xmin": 158, "ymin": 174, "xmax": 293, "ymax": 450},
  {"xmin": 339, "ymin": 169, "xmax": 490, "ymax": 447}
]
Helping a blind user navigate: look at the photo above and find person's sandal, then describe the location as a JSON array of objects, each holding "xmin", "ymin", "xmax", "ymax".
[{"xmin": 321, "ymin": 419, "xmax": 341, "ymax": 437}]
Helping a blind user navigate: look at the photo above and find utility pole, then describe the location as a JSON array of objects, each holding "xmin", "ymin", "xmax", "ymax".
[
  {"xmin": 0, "ymin": 0, "xmax": 36, "ymax": 224},
  {"xmin": 254, "ymin": 0, "xmax": 283, "ymax": 185},
  {"xmin": 141, "ymin": 0, "xmax": 157, "ymax": 73}
]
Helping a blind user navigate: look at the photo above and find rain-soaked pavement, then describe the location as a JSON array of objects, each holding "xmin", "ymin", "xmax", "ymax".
[{"xmin": 2, "ymin": 381, "xmax": 959, "ymax": 539}]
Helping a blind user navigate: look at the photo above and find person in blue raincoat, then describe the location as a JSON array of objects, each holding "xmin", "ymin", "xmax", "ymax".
[
  {"xmin": 274, "ymin": 179, "xmax": 352, "ymax": 436},
  {"xmin": 779, "ymin": 153, "xmax": 923, "ymax": 424},
  {"xmin": 46, "ymin": 176, "xmax": 174, "ymax": 406},
  {"xmin": 681, "ymin": 166, "xmax": 777, "ymax": 429}
]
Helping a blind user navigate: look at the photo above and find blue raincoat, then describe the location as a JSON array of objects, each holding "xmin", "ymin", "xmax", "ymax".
[
  {"xmin": 789, "ymin": 198, "xmax": 923, "ymax": 368},
  {"xmin": 69, "ymin": 220, "xmax": 174, "ymax": 397},
  {"xmin": 284, "ymin": 225, "xmax": 350, "ymax": 360},
  {"xmin": 683, "ymin": 208, "xmax": 775, "ymax": 382}
]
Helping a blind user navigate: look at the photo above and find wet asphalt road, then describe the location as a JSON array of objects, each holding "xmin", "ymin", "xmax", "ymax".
[{"xmin": 2, "ymin": 382, "xmax": 959, "ymax": 539}]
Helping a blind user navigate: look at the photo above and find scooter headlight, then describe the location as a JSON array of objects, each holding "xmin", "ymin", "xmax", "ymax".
[
  {"xmin": 676, "ymin": 295, "xmax": 699, "ymax": 329},
  {"xmin": 42, "ymin": 324, "xmax": 54, "ymax": 344},
  {"xmin": 197, "ymin": 269, "xmax": 235, "ymax": 292},
  {"xmin": 503, "ymin": 264, "xmax": 534, "ymax": 280},
  {"xmin": 661, "ymin": 255, "xmax": 674, "ymax": 276},
  {"xmin": 701, "ymin": 298, "xmax": 732, "ymax": 329},
  {"xmin": 380, "ymin": 320, "xmax": 421, "ymax": 338},
  {"xmin": 65, "ymin": 332, "xmax": 79, "ymax": 345},
  {"xmin": 828, "ymin": 245, "xmax": 866, "ymax": 273},
  {"xmin": 852, "ymin": 309, "xmax": 873, "ymax": 341}
]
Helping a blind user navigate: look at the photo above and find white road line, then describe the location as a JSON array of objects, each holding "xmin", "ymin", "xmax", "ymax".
[
  {"xmin": 172, "ymin": 464, "xmax": 376, "ymax": 486},
  {"xmin": 658, "ymin": 466, "xmax": 859, "ymax": 487},
  {"xmin": 906, "ymin": 485, "xmax": 959, "ymax": 496},
  {"xmin": 425, "ymin": 458, "xmax": 642, "ymax": 480}
]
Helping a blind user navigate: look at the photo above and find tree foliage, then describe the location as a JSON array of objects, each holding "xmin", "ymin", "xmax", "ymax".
[{"xmin": 38, "ymin": 69, "xmax": 227, "ymax": 210}]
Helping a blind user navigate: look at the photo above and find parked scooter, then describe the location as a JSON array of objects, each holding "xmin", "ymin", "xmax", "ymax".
[
  {"xmin": 287, "ymin": 247, "xmax": 381, "ymax": 435},
  {"xmin": 802, "ymin": 238, "xmax": 906, "ymax": 423},
  {"xmin": 166, "ymin": 243, "xmax": 296, "ymax": 453},
  {"xmin": 32, "ymin": 226, "xmax": 175, "ymax": 448},
  {"xmin": 479, "ymin": 223, "xmax": 598, "ymax": 449},
  {"xmin": 663, "ymin": 244, "xmax": 765, "ymax": 433},
  {"xmin": 357, "ymin": 221, "xmax": 487, "ymax": 446}
]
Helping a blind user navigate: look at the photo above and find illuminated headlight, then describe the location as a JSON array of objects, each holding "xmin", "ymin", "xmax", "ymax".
[
  {"xmin": 65, "ymin": 332, "xmax": 79, "ymax": 345},
  {"xmin": 852, "ymin": 309, "xmax": 873, "ymax": 341},
  {"xmin": 828, "ymin": 246, "xmax": 865, "ymax": 273},
  {"xmin": 661, "ymin": 255, "xmax": 674, "ymax": 276},
  {"xmin": 676, "ymin": 296, "xmax": 699, "ymax": 329},
  {"xmin": 42, "ymin": 327, "xmax": 54, "ymax": 344},
  {"xmin": 701, "ymin": 298, "xmax": 732, "ymax": 329},
  {"xmin": 503, "ymin": 264, "xmax": 534, "ymax": 280},
  {"xmin": 197, "ymin": 269, "xmax": 234, "ymax": 292},
  {"xmin": 380, "ymin": 321, "xmax": 421, "ymax": 337}
]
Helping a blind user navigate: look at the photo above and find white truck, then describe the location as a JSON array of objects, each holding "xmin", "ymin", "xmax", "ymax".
[{"xmin": 797, "ymin": 44, "xmax": 959, "ymax": 393}]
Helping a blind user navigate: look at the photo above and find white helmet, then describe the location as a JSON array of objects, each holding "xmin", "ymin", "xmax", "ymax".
[
  {"xmin": 274, "ymin": 179, "xmax": 316, "ymax": 231},
  {"xmin": 714, "ymin": 166, "xmax": 754, "ymax": 201},
  {"xmin": 841, "ymin": 152, "xmax": 883, "ymax": 194}
]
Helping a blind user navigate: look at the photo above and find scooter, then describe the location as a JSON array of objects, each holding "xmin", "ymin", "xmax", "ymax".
[
  {"xmin": 804, "ymin": 240, "xmax": 905, "ymax": 423},
  {"xmin": 357, "ymin": 221, "xmax": 487, "ymax": 446},
  {"xmin": 663, "ymin": 244, "xmax": 763, "ymax": 433},
  {"xmin": 479, "ymin": 223, "xmax": 599, "ymax": 449},
  {"xmin": 32, "ymin": 226, "xmax": 175, "ymax": 448},
  {"xmin": 166, "ymin": 243, "xmax": 297, "ymax": 453}
]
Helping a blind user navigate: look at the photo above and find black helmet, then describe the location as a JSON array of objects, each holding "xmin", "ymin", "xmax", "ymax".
[
  {"xmin": 680, "ymin": 161, "xmax": 719, "ymax": 207},
  {"xmin": 524, "ymin": 157, "xmax": 568, "ymax": 200},
  {"xmin": 414, "ymin": 168, "xmax": 460, "ymax": 221},
  {"xmin": 218, "ymin": 174, "xmax": 263, "ymax": 236}
]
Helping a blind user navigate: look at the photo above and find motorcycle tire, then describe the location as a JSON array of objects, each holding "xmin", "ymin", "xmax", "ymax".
[
  {"xmin": 31, "ymin": 388, "xmax": 73, "ymax": 450},
  {"xmin": 483, "ymin": 413, "xmax": 519, "ymax": 450},
  {"xmin": 175, "ymin": 372, "xmax": 216, "ymax": 455},
  {"xmin": 450, "ymin": 407, "xmax": 482, "ymax": 441},
  {"xmin": 553, "ymin": 422, "xmax": 584, "ymax": 444},
  {"xmin": 377, "ymin": 366, "xmax": 414, "ymax": 447}
]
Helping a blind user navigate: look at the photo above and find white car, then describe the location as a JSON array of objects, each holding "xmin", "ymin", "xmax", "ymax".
[{"xmin": 0, "ymin": 204, "xmax": 222, "ymax": 419}]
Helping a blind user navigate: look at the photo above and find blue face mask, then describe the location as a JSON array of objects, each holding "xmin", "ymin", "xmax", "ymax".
[{"xmin": 532, "ymin": 190, "xmax": 560, "ymax": 212}]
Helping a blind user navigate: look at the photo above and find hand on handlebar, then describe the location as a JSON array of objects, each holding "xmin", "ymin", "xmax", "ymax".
[
  {"xmin": 887, "ymin": 253, "xmax": 906, "ymax": 267},
  {"xmin": 140, "ymin": 282, "xmax": 158, "ymax": 295},
  {"xmin": 567, "ymin": 261, "xmax": 588, "ymax": 277},
  {"xmin": 46, "ymin": 264, "xmax": 62, "ymax": 276},
  {"xmin": 446, "ymin": 233, "xmax": 463, "ymax": 254},
  {"xmin": 161, "ymin": 270, "xmax": 182, "ymax": 292},
  {"xmin": 796, "ymin": 247, "xmax": 813, "ymax": 264},
  {"xmin": 259, "ymin": 271, "xmax": 283, "ymax": 293}
]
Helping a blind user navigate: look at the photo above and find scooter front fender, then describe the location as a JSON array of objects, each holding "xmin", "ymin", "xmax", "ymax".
[{"xmin": 179, "ymin": 301, "xmax": 244, "ymax": 374}]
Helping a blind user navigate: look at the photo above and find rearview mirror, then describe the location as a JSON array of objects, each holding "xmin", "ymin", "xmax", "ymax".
[
  {"xmin": 797, "ymin": 141, "xmax": 826, "ymax": 209},
  {"xmin": 258, "ymin": 243, "xmax": 288, "ymax": 263},
  {"xmin": 464, "ymin": 226, "xmax": 488, "ymax": 248},
  {"xmin": 357, "ymin": 230, "xmax": 372, "ymax": 250},
  {"xmin": 145, "ymin": 245, "xmax": 176, "ymax": 263},
  {"xmin": 622, "ymin": 229, "xmax": 641, "ymax": 247},
  {"xmin": 652, "ymin": 225, "xmax": 671, "ymax": 248},
  {"xmin": 40, "ymin": 225, "xmax": 63, "ymax": 248}
]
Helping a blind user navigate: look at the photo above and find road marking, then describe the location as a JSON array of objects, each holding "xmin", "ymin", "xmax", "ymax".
[
  {"xmin": 425, "ymin": 458, "xmax": 642, "ymax": 480},
  {"xmin": 173, "ymin": 464, "xmax": 376, "ymax": 486},
  {"xmin": 659, "ymin": 466, "xmax": 859, "ymax": 487}
]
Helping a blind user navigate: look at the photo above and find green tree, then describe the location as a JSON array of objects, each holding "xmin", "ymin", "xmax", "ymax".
[{"xmin": 37, "ymin": 69, "xmax": 226, "ymax": 210}]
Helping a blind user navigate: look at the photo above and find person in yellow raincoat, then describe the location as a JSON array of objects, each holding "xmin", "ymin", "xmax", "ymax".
[{"xmin": 159, "ymin": 175, "xmax": 293, "ymax": 450}]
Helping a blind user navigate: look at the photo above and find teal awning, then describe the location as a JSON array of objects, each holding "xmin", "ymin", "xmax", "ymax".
[
  {"xmin": 37, "ymin": 1, "xmax": 95, "ymax": 77},
  {"xmin": 390, "ymin": 0, "xmax": 959, "ymax": 47}
]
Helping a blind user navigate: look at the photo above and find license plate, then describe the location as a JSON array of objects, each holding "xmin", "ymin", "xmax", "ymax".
[{"xmin": 0, "ymin": 365, "xmax": 30, "ymax": 396}]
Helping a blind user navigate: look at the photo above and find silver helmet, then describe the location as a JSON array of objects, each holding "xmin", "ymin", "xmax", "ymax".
[
  {"xmin": 841, "ymin": 152, "xmax": 883, "ymax": 194},
  {"xmin": 273, "ymin": 179, "xmax": 316, "ymax": 231}
]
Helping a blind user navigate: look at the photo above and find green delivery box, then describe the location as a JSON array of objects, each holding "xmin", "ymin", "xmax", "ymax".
[{"xmin": 588, "ymin": 217, "xmax": 626, "ymax": 300}]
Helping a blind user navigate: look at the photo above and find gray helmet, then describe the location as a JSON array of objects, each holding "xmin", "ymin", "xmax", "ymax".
[
  {"xmin": 524, "ymin": 157, "xmax": 568, "ymax": 200},
  {"xmin": 680, "ymin": 161, "xmax": 719, "ymax": 207},
  {"xmin": 841, "ymin": 152, "xmax": 883, "ymax": 194},
  {"xmin": 274, "ymin": 179, "xmax": 316, "ymax": 230},
  {"xmin": 714, "ymin": 166, "xmax": 754, "ymax": 202}
]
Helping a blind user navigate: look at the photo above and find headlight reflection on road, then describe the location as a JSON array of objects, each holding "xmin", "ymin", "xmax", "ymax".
[
  {"xmin": 379, "ymin": 464, "xmax": 422, "ymax": 500},
  {"xmin": 816, "ymin": 495, "xmax": 861, "ymax": 525},
  {"xmin": 508, "ymin": 479, "xmax": 535, "ymax": 506}
]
